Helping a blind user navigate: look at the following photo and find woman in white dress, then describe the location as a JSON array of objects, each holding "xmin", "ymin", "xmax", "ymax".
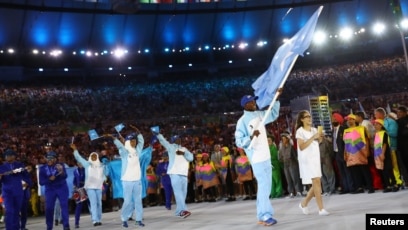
[{"xmin": 295, "ymin": 110, "xmax": 329, "ymax": 216}]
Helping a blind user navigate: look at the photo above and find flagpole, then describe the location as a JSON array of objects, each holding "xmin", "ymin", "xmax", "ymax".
[{"xmin": 248, "ymin": 55, "xmax": 299, "ymax": 149}]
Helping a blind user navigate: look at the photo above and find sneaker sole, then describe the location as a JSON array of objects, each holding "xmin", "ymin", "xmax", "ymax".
[
  {"xmin": 182, "ymin": 212, "xmax": 191, "ymax": 219},
  {"xmin": 257, "ymin": 220, "xmax": 277, "ymax": 226}
]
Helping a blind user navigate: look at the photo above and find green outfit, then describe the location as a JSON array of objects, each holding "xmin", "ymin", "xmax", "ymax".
[{"xmin": 270, "ymin": 144, "xmax": 283, "ymax": 198}]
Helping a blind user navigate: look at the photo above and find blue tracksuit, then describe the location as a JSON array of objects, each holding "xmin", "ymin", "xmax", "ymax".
[
  {"xmin": 73, "ymin": 166, "xmax": 85, "ymax": 226},
  {"xmin": 39, "ymin": 163, "xmax": 70, "ymax": 230},
  {"xmin": 20, "ymin": 172, "xmax": 33, "ymax": 230},
  {"xmin": 0, "ymin": 161, "xmax": 30, "ymax": 230},
  {"xmin": 156, "ymin": 160, "xmax": 173, "ymax": 209}
]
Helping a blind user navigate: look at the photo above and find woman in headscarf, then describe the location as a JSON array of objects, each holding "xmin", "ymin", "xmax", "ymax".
[{"xmin": 71, "ymin": 144, "xmax": 108, "ymax": 227}]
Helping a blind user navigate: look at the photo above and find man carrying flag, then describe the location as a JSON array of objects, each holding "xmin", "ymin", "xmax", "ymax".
[
  {"xmin": 235, "ymin": 90, "xmax": 282, "ymax": 226},
  {"xmin": 235, "ymin": 6, "xmax": 323, "ymax": 225}
]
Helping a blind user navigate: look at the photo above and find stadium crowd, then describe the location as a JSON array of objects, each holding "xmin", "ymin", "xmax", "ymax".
[{"xmin": 0, "ymin": 55, "xmax": 407, "ymax": 222}]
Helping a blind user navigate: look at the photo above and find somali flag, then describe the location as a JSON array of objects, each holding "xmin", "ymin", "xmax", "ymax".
[
  {"xmin": 115, "ymin": 123, "xmax": 125, "ymax": 133},
  {"xmin": 252, "ymin": 6, "xmax": 323, "ymax": 109},
  {"xmin": 88, "ymin": 129, "xmax": 100, "ymax": 141},
  {"xmin": 107, "ymin": 160, "xmax": 123, "ymax": 199}
]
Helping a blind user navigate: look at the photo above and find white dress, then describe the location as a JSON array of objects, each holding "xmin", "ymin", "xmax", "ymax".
[{"xmin": 296, "ymin": 127, "xmax": 322, "ymax": 184}]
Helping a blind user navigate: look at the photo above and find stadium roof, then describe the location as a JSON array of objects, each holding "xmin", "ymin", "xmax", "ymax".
[{"xmin": 0, "ymin": 0, "xmax": 406, "ymax": 80}]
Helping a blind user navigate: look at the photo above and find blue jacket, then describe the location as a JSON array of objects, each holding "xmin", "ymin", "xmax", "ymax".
[
  {"xmin": 39, "ymin": 162, "xmax": 68, "ymax": 189},
  {"xmin": 0, "ymin": 161, "xmax": 31, "ymax": 195},
  {"xmin": 73, "ymin": 167, "xmax": 85, "ymax": 188},
  {"xmin": 156, "ymin": 161, "xmax": 171, "ymax": 184}
]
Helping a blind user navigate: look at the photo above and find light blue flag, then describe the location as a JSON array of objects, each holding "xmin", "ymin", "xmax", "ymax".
[
  {"xmin": 358, "ymin": 101, "xmax": 367, "ymax": 118},
  {"xmin": 107, "ymin": 159, "xmax": 123, "ymax": 199},
  {"xmin": 88, "ymin": 129, "xmax": 99, "ymax": 141},
  {"xmin": 65, "ymin": 167, "xmax": 76, "ymax": 198},
  {"xmin": 252, "ymin": 6, "xmax": 323, "ymax": 109},
  {"xmin": 150, "ymin": 126, "xmax": 160, "ymax": 134},
  {"xmin": 115, "ymin": 123, "xmax": 125, "ymax": 133}
]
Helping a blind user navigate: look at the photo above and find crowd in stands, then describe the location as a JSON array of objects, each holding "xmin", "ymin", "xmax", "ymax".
[{"xmin": 0, "ymin": 55, "xmax": 407, "ymax": 217}]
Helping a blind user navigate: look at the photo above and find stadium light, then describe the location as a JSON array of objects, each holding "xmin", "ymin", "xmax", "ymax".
[
  {"xmin": 114, "ymin": 48, "xmax": 126, "ymax": 58},
  {"xmin": 339, "ymin": 27, "xmax": 353, "ymax": 40},
  {"xmin": 372, "ymin": 22, "xmax": 386, "ymax": 35},
  {"xmin": 313, "ymin": 31, "xmax": 327, "ymax": 45},
  {"xmin": 400, "ymin": 19, "xmax": 408, "ymax": 29},
  {"xmin": 50, "ymin": 49, "xmax": 62, "ymax": 56}
]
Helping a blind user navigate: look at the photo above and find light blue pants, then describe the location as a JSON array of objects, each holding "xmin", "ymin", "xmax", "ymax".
[
  {"xmin": 169, "ymin": 174, "xmax": 188, "ymax": 216},
  {"xmin": 121, "ymin": 180, "xmax": 143, "ymax": 222},
  {"xmin": 252, "ymin": 160, "xmax": 274, "ymax": 221},
  {"xmin": 86, "ymin": 189, "xmax": 102, "ymax": 223}
]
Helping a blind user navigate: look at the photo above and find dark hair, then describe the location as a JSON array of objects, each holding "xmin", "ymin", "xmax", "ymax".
[
  {"xmin": 355, "ymin": 111, "xmax": 365, "ymax": 119},
  {"xmin": 398, "ymin": 106, "xmax": 407, "ymax": 113},
  {"xmin": 295, "ymin": 110, "xmax": 309, "ymax": 130}
]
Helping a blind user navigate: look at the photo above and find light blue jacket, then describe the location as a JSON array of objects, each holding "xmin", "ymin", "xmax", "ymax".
[
  {"xmin": 156, "ymin": 134, "xmax": 194, "ymax": 176},
  {"xmin": 73, "ymin": 150, "xmax": 108, "ymax": 189},
  {"xmin": 113, "ymin": 134, "xmax": 144, "ymax": 178},
  {"xmin": 235, "ymin": 101, "xmax": 280, "ymax": 163}
]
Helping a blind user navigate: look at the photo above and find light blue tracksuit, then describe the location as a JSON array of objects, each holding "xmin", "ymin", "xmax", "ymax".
[
  {"xmin": 235, "ymin": 101, "xmax": 280, "ymax": 222},
  {"xmin": 73, "ymin": 150, "xmax": 108, "ymax": 224},
  {"xmin": 156, "ymin": 134, "xmax": 194, "ymax": 216},
  {"xmin": 113, "ymin": 135, "xmax": 149, "ymax": 223}
]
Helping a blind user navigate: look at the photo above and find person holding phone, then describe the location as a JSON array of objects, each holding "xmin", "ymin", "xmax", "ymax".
[{"xmin": 295, "ymin": 110, "xmax": 329, "ymax": 216}]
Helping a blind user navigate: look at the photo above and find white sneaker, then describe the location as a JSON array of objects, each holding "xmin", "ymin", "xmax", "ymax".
[
  {"xmin": 319, "ymin": 209, "xmax": 330, "ymax": 216},
  {"xmin": 289, "ymin": 193, "xmax": 294, "ymax": 198},
  {"xmin": 0, "ymin": 215, "xmax": 4, "ymax": 223},
  {"xmin": 296, "ymin": 192, "xmax": 303, "ymax": 197},
  {"xmin": 299, "ymin": 203, "xmax": 309, "ymax": 215}
]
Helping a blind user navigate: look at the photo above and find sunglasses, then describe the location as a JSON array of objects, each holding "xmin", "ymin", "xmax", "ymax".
[{"xmin": 303, "ymin": 115, "xmax": 311, "ymax": 118}]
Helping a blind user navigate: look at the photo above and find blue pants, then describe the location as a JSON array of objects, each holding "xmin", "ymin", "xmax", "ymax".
[
  {"xmin": 252, "ymin": 160, "xmax": 274, "ymax": 221},
  {"xmin": 20, "ymin": 189, "xmax": 30, "ymax": 229},
  {"xmin": 3, "ymin": 191, "xmax": 23, "ymax": 230},
  {"xmin": 54, "ymin": 198, "xmax": 61, "ymax": 222},
  {"xmin": 121, "ymin": 180, "xmax": 143, "ymax": 222},
  {"xmin": 87, "ymin": 189, "xmax": 102, "ymax": 223},
  {"xmin": 45, "ymin": 186, "xmax": 70, "ymax": 230},
  {"xmin": 74, "ymin": 201, "xmax": 83, "ymax": 226},
  {"xmin": 169, "ymin": 174, "xmax": 188, "ymax": 216},
  {"xmin": 162, "ymin": 177, "xmax": 173, "ymax": 209}
]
